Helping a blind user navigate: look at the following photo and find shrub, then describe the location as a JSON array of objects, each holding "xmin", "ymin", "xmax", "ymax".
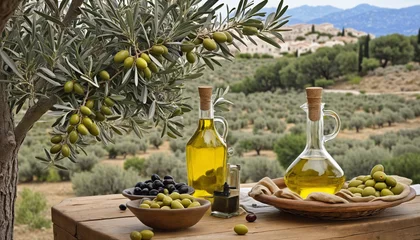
[
  {"xmin": 72, "ymin": 164, "xmax": 138, "ymax": 196},
  {"xmin": 124, "ymin": 157, "xmax": 146, "ymax": 175},
  {"xmin": 236, "ymin": 53, "xmax": 252, "ymax": 59},
  {"xmin": 392, "ymin": 144, "xmax": 420, "ymax": 157},
  {"xmin": 295, "ymin": 36, "xmax": 306, "ymax": 41},
  {"xmin": 406, "ymin": 63, "xmax": 414, "ymax": 71},
  {"xmin": 314, "ymin": 78, "xmax": 334, "ymax": 87},
  {"xmin": 243, "ymin": 157, "xmax": 284, "ymax": 182},
  {"xmin": 144, "ymin": 153, "xmax": 186, "ymax": 181},
  {"xmin": 18, "ymin": 152, "xmax": 49, "ymax": 182},
  {"xmin": 399, "ymin": 107, "xmax": 415, "ymax": 121},
  {"xmin": 169, "ymin": 138, "xmax": 187, "ymax": 152},
  {"xmin": 274, "ymin": 134, "xmax": 306, "ymax": 168},
  {"xmin": 336, "ymin": 147, "xmax": 392, "ymax": 179},
  {"xmin": 46, "ymin": 168, "xmax": 61, "ymax": 182},
  {"xmin": 253, "ymin": 117, "xmax": 266, "ymax": 134},
  {"xmin": 58, "ymin": 154, "xmax": 100, "ymax": 181},
  {"xmin": 349, "ymin": 75, "xmax": 362, "ymax": 85},
  {"xmin": 385, "ymin": 153, "xmax": 420, "ymax": 184},
  {"xmin": 266, "ymin": 118, "xmax": 286, "ymax": 133},
  {"xmin": 84, "ymin": 145, "xmax": 108, "ymax": 158},
  {"xmin": 15, "ymin": 188, "xmax": 50, "ymax": 229},
  {"xmin": 261, "ymin": 54, "xmax": 273, "ymax": 58},
  {"xmin": 361, "ymin": 58, "xmax": 380, "ymax": 73},
  {"xmin": 253, "ymin": 53, "xmax": 260, "ymax": 58},
  {"xmin": 149, "ymin": 132, "xmax": 163, "ymax": 149}
]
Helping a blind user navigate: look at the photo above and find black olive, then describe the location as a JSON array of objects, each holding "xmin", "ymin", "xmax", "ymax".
[
  {"xmin": 146, "ymin": 183, "xmax": 153, "ymax": 190},
  {"xmin": 133, "ymin": 187, "xmax": 142, "ymax": 195},
  {"xmin": 163, "ymin": 179, "xmax": 175, "ymax": 186},
  {"xmin": 149, "ymin": 189, "xmax": 159, "ymax": 196},
  {"xmin": 140, "ymin": 188, "xmax": 150, "ymax": 195},
  {"xmin": 135, "ymin": 182, "xmax": 147, "ymax": 189},
  {"xmin": 172, "ymin": 189, "xmax": 179, "ymax": 193},
  {"xmin": 179, "ymin": 185, "xmax": 189, "ymax": 194},
  {"xmin": 175, "ymin": 182, "xmax": 186, "ymax": 189},
  {"xmin": 151, "ymin": 174, "xmax": 161, "ymax": 181},
  {"xmin": 167, "ymin": 184, "xmax": 176, "ymax": 193},
  {"xmin": 152, "ymin": 180, "xmax": 164, "ymax": 189},
  {"xmin": 164, "ymin": 175, "xmax": 174, "ymax": 180},
  {"xmin": 119, "ymin": 204, "xmax": 127, "ymax": 211},
  {"xmin": 144, "ymin": 179, "xmax": 153, "ymax": 184},
  {"xmin": 158, "ymin": 187, "xmax": 165, "ymax": 193}
]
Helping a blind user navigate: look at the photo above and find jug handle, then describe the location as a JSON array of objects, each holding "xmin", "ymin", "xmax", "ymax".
[
  {"xmin": 214, "ymin": 116, "xmax": 228, "ymax": 140},
  {"xmin": 323, "ymin": 110, "xmax": 341, "ymax": 142}
]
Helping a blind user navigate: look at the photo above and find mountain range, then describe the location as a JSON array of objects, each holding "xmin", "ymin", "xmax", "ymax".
[{"xmin": 263, "ymin": 4, "xmax": 420, "ymax": 36}]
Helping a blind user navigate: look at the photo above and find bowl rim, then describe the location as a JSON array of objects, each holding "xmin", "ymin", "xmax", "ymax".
[
  {"xmin": 126, "ymin": 198, "xmax": 211, "ymax": 211},
  {"xmin": 122, "ymin": 186, "xmax": 195, "ymax": 199}
]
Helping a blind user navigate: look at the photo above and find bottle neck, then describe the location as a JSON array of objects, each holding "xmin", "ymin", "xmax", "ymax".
[
  {"xmin": 199, "ymin": 101, "xmax": 214, "ymax": 119},
  {"xmin": 305, "ymin": 114, "xmax": 324, "ymax": 150}
]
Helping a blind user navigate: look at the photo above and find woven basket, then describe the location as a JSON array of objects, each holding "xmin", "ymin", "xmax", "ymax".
[{"xmin": 252, "ymin": 178, "xmax": 416, "ymax": 220}]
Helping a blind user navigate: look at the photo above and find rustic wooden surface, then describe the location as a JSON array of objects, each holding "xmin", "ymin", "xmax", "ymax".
[{"xmin": 52, "ymin": 189, "xmax": 420, "ymax": 240}]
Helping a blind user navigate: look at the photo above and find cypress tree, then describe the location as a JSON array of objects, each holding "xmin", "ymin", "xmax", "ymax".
[
  {"xmin": 312, "ymin": 24, "xmax": 315, "ymax": 33},
  {"xmin": 358, "ymin": 43, "xmax": 363, "ymax": 73},
  {"xmin": 342, "ymin": 27, "xmax": 345, "ymax": 36},
  {"xmin": 364, "ymin": 34, "xmax": 370, "ymax": 58},
  {"xmin": 418, "ymin": 28, "xmax": 420, "ymax": 44}
]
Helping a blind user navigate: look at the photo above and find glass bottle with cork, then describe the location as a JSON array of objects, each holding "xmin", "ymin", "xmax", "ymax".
[
  {"xmin": 186, "ymin": 86, "xmax": 228, "ymax": 199},
  {"xmin": 284, "ymin": 87, "xmax": 345, "ymax": 199}
]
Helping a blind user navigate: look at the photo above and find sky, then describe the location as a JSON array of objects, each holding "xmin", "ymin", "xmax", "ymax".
[{"xmin": 218, "ymin": 0, "xmax": 420, "ymax": 9}]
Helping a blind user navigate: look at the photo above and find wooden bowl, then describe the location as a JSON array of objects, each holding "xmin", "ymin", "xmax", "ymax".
[
  {"xmin": 252, "ymin": 178, "xmax": 416, "ymax": 220},
  {"xmin": 122, "ymin": 186, "xmax": 195, "ymax": 200},
  {"xmin": 126, "ymin": 198, "xmax": 210, "ymax": 230}
]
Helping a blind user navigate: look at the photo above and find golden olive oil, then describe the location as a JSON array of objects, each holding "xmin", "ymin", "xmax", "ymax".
[
  {"xmin": 186, "ymin": 119, "xmax": 227, "ymax": 198},
  {"xmin": 285, "ymin": 157, "xmax": 345, "ymax": 199}
]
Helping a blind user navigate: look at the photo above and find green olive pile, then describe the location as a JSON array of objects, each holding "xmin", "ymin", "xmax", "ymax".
[
  {"xmin": 130, "ymin": 229, "xmax": 154, "ymax": 240},
  {"xmin": 139, "ymin": 193, "xmax": 201, "ymax": 210},
  {"xmin": 348, "ymin": 164, "xmax": 405, "ymax": 197}
]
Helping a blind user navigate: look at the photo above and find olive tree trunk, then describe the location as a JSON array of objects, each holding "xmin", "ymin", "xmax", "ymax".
[{"xmin": 0, "ymin": 83, "xmax": 19, "ymax": 240}]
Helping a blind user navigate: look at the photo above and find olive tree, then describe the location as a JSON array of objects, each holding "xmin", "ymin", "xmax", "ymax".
[{"xmin": 0, "ymin": 0, "xmax": 289, "ymax": 238}]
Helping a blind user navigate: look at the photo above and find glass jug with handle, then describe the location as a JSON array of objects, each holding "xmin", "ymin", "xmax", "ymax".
[{"xmin": 284, "ymin": 87, "xmax": 345, "ymax": 199}]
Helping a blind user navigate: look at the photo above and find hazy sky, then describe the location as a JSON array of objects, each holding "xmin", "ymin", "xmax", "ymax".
[{"xmin": 219, "ymin": 0, "xmax": 420, "ymax": 9}]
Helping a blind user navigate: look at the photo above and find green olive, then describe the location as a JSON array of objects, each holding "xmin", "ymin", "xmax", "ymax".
[
  {"xmin": 213, "ymin": 32, "xmax": 227, "ymax": 43},
  {"xmin": 104, "ymin": 97, "xmax": 115, "ymax": 107},
  {"xmin": 114, "ymin": 50, "xmax": 130, "ymax": 63},
  {"xmin": 202, "ymin": 38, "xmax": 217, "ymax": 51},
  {"xmin": 156, "ymin": 193, "xmax": 165, "ymax": 201},
  {"xmin": 99, "ymin": 70, "xmax": 110, "ymax": 80},
  {"xmin": 362, "ymin": 186, "xmax": 376, "ymax": 197},
  {"xmin": 356, "ymin": 175, "xmax": 365, "ymax": 181},
  {"xmin": 89, "ymin": 123, "xmax": 100, "ymax": 136},
  {"xmin": 69, "ymin": 130, "xmax": 79, "ymax": 144},
  {"xmin": 391, "ymin": 183, "xmax": 404, "ymax": 195},
  {"xmin": 234, "ymin": 224, "xmax": 248, "ymax": 235},
  {"xmin": 163, "ymin": 189, "xmax": 169, "ymax": 195},
  {"xmin": 365, "ymin": 179, "xmax": 376, "ymax": 187},
  {"xmin": 140, "ymin": 53, "xmax": 151, "ymax": 63},
  {"xmin": 150, "ymin": 202, "xmax": 160, "ymax": 208},
  {"xmin": 357, "ymin": 184, "xmax": 366, "ymax": 189},
  {"xmin": 225, "ymin": 31, "xmax": 233, "ymax": 43},
  {"xmin": 181, "ymin": 41, "xmax": 195, "ymax": 52},
  {"xmin": 373, "ymin": 171, "xmax": 387, "ymax": 182},
  {"xmin": 242, "ymin": 26, "xmax": 259, "ymax": 35},
  {"xmin": 95, "ymin": 112, "xmax": 106, "ymax": 122},
  {"xmin": 156, "ymin": 201, "xmax": 164, "ymax": 207},
  {"xmin": 171, "ymin": 201, "xmax": 184, "ymax": 209},
  {"xmin": 161, "ymin": 45, "xmax": 168, "ymax": 54},
  {"xmin": 124, "ymin": 56, "xmax": 135, "ymax": 69},
  {"xmin": 186, "ymin": 51, "xmax": 196, "ymax": 63},
  {"xmin": 100, "ymin": 106, "xmax": 112, "ymax": 115},
  {"xmin": 362, "ymin": 176, "xmax": 373, "ymax": 182},
  {"xmin": 385, "ymin": 176, "xmax": 397, "ymax": 187},
  {"xmin": 370, "ymin": 164, "xmax": 385, "ymax": 177},
  {"xmin": 82, "ymin": 117, "xmax": 93, "ymax": 129},
  {"xmin": 136, "ymin": 57, "xmax": 148, "ymax": 69},
  {"xmin": 381, "ymin": 188, "xmax": 394, "ymax": 196},
  {"xmin": 375, "ymin": 191, "xmax": 381, "ymax": 197},
  {"xmin": 67, "ymin": 125, "xmax": 74, "ymax": 133},
  {"xmin": 73, "ymin": 83, "xmax": 84, "ymax": 95},
  {"xmin": 161, "ymin": 206, "xmax": 171, "ymax": 210},
  {"xmin": 348, "ymin": 187, "xmax": 363, "ymax": 194},
  {"xmin": 180, "ymin": 194, "xmax": 194, "ymax": 200},
  {"xmin": 140, "ymin": 230, "xmax": 154, "ymax": 240},
  {"xmin": 374, "ymin": 182, "xmax": 388, "ymax": 191},
  {"xmin": 354, "ymin": 193, "xmax": 362, "ymax": 197},
  {"xmin": 77, "ymin": 124, "xmax": 89, "ymax": 135},
  {"xmin": 86, "ymin": 100, "xmax": 94, "ymax": 109},
  {"xmin": 169, "ymin": 192, "xmax": 180, "ymax": 200},
  {"xmin": 193, "ymin": 38, "xmax": 203, "ymax": 45},
  {"xmin": 187, "ymin": 201, "xmax": 201, "ymax": 208},
  {"xmin": 139, "ymin": 204, "xmax": 151, "ymax": 209},
  {"xmin": 50, "ymin": 135, "xmax": 62, "ymax": 144},
  {"xmin": 162, "ymin": 196, "xmax": 172, "ymax": 206},
  {"xmin": 80, "ymin": 106, "xmax": 92, "ymax": 116},
  {"xmin": 150, "ymin": 45, "xmax": 164, "ymax": 55},
  {"xmin": 64, "ymin": 81, "xmax": 74, "ymax": 93},
  {"xmin": 61, "ymin": 144, "xmax": 70, "ymax": 157},
  {"xmin": 130, "ymin": 231, "xmax": 142, "ymax": 240},
  {"xmin": 148, "ymin": 62, "xmax": 158, "ymax": 73},
  {"xmin": 50, "ymin": 144, "xmax": 62, "ymax": 154},
  {"xmin": 142, "ymin": 200, "xmax": 152, "ymax": 205},
  {"xmin": 69, "ymin": 114, "xmax": 80, "ymax": 125},
  {"xmin": 181, "ymin": 198, "xmax": 192, "ymax": 208},
  {"xmin": 348, "ymin": 180, "xmax": 363, "ymax": 188},
  {"xmin": 143, "ymin": 67, "xmax": 152, "ymax": 79}
]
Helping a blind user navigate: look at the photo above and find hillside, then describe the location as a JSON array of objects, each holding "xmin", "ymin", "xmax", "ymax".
[
  {"xmin": 263, "ymin": 5, "xmax": 342, "ymax": 24},
  {"xmin": 308, "ymin": 4, "xmax": 420, "ymax": 36}
]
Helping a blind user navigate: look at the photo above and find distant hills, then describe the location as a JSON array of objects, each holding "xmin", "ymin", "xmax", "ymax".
[{"xmin": 263, "ymin": 4, "xmax": 420, "ymax": 36}]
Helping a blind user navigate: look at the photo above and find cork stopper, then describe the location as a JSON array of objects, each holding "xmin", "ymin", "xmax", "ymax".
[
  {"xmin": 198, "ymin": 86, "xmax": 212, "ymax": 110},
  {"xmin": 306, "ymin": 87, "xmax": 323, "ymax": 121}
]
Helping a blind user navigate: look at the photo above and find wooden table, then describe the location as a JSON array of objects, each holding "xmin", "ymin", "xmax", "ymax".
[{"xmin": 52, "ymin": 193, "xmax": 420, "ymax": 240}]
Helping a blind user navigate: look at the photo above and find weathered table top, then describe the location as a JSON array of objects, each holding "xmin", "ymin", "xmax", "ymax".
[{"xmin": 52, "ymin": 190, "xmax": 420, "ymax": 240}]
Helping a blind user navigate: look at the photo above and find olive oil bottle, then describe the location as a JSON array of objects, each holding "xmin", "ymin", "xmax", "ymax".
[
  {"xmin": 186, "ymin": 86, "xmax": 228, "ymax": 198},
  {"xmin": 284, "ymin": 87, "xmax": 345, "ymax": 199}
]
